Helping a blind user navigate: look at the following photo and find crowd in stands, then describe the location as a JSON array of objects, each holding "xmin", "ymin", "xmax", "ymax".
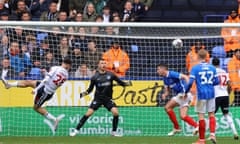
[
  {"xmin": 1, "ymin": 0, "xmax": 240, "ymax": 106},
  {"xmin": 0, "ymin": 0, "xmax": 152, "ymax": 22}
]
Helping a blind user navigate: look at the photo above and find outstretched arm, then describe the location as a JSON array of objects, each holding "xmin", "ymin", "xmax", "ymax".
[
  {"xmin": 180, "ymin": 73, "xmax": 189, "ymax": 83},
  {"xmin": 80, "ymin": 79, "xmax": 95, "ymax": 98},
  {"xmin": 113, "ymin": 74, "xmax": 132, "ymax": 87},
  {"xmin": 185, "ymin": 77, "xmax": 194, "ymax": 93}
]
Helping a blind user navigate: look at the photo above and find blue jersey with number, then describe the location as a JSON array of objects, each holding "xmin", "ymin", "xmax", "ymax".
[
  {"xmin": 187, "ymin": 62, "xmax": 219, "ymax": 100},
  {"xmin": 163, "ymin": 71, "xmax": 186, "ymax": 94}
]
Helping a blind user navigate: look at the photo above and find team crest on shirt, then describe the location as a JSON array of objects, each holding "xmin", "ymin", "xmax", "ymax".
[{"xmin": 107, "ymin": 76, "xmax": 111, "ymax": 79}]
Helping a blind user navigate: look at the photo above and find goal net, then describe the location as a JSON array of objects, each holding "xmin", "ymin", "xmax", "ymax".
[{"xmin": 0, "ymin": 22, "xmax": 239, "ymax": 136}]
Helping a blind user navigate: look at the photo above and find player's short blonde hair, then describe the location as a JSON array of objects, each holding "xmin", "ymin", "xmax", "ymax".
[{"xmin": 198, "ymin": 49, "xmax": 207, "ymax": 60}]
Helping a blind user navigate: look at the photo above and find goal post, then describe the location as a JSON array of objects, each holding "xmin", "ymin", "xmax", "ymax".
[{"xmin": 0, "ymin": 22, "xmax": 239, "ymax": 136}]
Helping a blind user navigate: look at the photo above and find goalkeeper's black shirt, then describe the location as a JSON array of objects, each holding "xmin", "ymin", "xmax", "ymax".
[{"xmin": 86, "ymin": 71, "xmax": 127, "ymax": 100}]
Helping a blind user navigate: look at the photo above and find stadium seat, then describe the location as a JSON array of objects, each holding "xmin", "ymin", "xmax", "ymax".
[
  {"xmin": 172, "ymin": 0, "xmax": 190, "ymax": 9},
  {"xmin": 223, "ymin": 58, "xmax": 231, "ymax": 72},
  {"xmin": 181, "ymin": 10, "xmax": 199, "ymax": 18},
  {"xmin": 200, "ymin": 11, "xmax": 217, "ymax": 17},
  {"xmin": 189, "ymin": 0, "xmax": 206, "ymax": 8},
  {"xmin": 163, "ymin": 10, "xmax": 179, "ymax": 17},
  {"xmin": 212, "ymin": 45, "xmax": 226, "ymax": 58},
  {"xmin": 142, "ymin": 10, "xmax": 162, "ymax": 21},
  {"xmin": 206, "ymin": 0, "xmax": 224, "ymax": 10},
  {"xmin": 36, "ymin": 32, "xmax": 48, "ymax": 45},
  {"xmin": 223, "ymin": 0, "xmax": 238, "ymax": 9},
  {"xmin": 28, "ymin": 68, "xmax": 42, "ymax": 80},
  {"xmin": 158, "ymin": 0, "xmax": 171, "ymax": 8}
]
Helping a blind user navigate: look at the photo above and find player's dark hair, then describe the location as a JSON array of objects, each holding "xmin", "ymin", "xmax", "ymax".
[
  {"xmin": 63, "ymin": 57, "xmax": 72, "ymax": 65},
  {"xmin": 212, "ymin": 57, "xmax": 220, "ymax": 66},
  {"xmin": 157, "ymin": 63, "xmax": 168, "ymax": 70}
]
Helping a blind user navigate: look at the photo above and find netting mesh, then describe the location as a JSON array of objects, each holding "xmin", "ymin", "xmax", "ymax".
[
  {"xmin": 0, "ymin": 23, "xmax": 239, "ymax": 136},
  {"xmin": 1, "ymin": 24, "xmax": 224, "ymax": 78}
]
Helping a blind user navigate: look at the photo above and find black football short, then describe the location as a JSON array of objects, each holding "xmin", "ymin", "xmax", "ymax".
[
  {"xmin": 34, "ymin": 81, "xmax": 53, "ymax": 107},
  {"xmin": 215, "ymin": 96, "xmax": 229, "ymax": 114},
  {"xmin": 89, "ymin": 98, "xmax": 117, "ymax": 111}
]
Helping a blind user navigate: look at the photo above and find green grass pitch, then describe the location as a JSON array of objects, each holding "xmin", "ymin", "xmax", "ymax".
[{"xmin": 0, "ymin": 136, "xmax": 239, "ymax": 144}]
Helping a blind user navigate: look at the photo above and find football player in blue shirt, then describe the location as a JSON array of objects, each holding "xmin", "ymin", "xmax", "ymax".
[
  {"xmin": 185, "ymin": 49, "xmax": 219, "ymax": 144},
  {"xmin": 157, "ymin": 63, "xmax": 198, "ymax": 136}
]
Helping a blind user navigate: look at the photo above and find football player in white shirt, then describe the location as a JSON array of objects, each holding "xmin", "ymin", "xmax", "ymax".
[
  {"xmin": 1, "ymin": 57, "xmax": 72, "ymax": 131},
  {"xmin": 212, "ymin": 58, "xmax": 238, "ymax": 140}
]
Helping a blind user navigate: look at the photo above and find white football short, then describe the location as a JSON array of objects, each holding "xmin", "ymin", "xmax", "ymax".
[
  {"xmin": 172, "ymin": 93, "xmax": 193, "ymax": 108},
  {"xmin": 195, "ymin": 98, "xmax": 215, "ymax": 113}
]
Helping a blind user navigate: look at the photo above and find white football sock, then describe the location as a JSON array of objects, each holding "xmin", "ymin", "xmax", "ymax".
[
  {"xmin": 45, "ymin": 112, "xmax": 56, "ymax": 121},
  {"xmin": 224, "ymin": 114, "xmax": 238, "ymax": 135},
  {"xmin": 8, "ymin": 81, "xmax": 18, "ymax": 87}
]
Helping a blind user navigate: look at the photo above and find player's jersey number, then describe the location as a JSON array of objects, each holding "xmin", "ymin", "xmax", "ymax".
[
  {"xmin": 53, "ymin": 74, "xmax": 66, "ymax": 86},
  {"xmin": 218, "ymin": 74, "xmax": 227, "ymax": 86},
  {"xmin": 198, "ymin": 71, "xmax": 214, "ymax": 84}
]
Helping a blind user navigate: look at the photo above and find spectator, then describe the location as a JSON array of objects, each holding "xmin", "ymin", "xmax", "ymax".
[
  {"xmin": 102, "ymin": 5, "xmax": 111, "ymax": 22},
  {"xmin": 69, "ymin": 0, "xmax": 87, "ymax": 13},
  {"xmin": 55, "ymin": 36, "xmax": 71, "ymax": 64},
  {"xmin": 186, "ymin": 41, "xmax": 210, "ymax": 74},
  {"xmin": 20, "ymin": 43, "xmax": 32, "ymax": 74},
  {"xmin": 72, "ymin": 11, "xmax": 83, "ymax": 22},
  {"xmin": 102, "ymin": 26, "xmax": 117, "ymax": 50},
  {"xmin": 112, "ymin": 16, "xmax": 121, "ymax": 35},
  {"xmin": 8, "ymin": 41, "xmax": 25, "ymax": 77},
  {"xmin": 228, "ymin": 49, "xmax": 240, "ymax": 106},
  {"xmin": 0, "ymin": 0, "xmax": 9, "ymax": 15},
  {"xmin": 56, "ymin": 0, "xmax": 69, "ymax": 16},
  {"xmin": 85, "ymin": 0, "xmax": 107, "ymax": 15},
  {"xmin": 40, "ymin": 1, "xmax": 58, "ymax": 21},
  {"xmin": 88, "ymin": 15, "xmax": 104, "ymax": 36},
  {"xmin": 21, "ymin": 11, "xmax": 32, "ymax": 21},
  {"xmin": 26, "ymin": 34, "xmax": 37, "ymax": 51},
  {"xmin": 8, "ymin": 26, "xmax": 26, "ymax": 47},
  {"xmin": 221, "ymin": 10, "xmax": 240, "ymax": 57},
  {"xmin": 121, "ymin": 1, "xmax": 135, "ymax": 22},
  {"xmin": 67, "ymin": 26, "xmax": 76, "ymax": 48},
  {"xmin": 83, "ymin": 2, "xmax": 97, "ymax": 22},
  {"xmin": 132, "ymin": 0, "xmax": 146, "ymax": 21},
  {"xmin": 84, "ymin": 40, "xmax": 103, "ymax": 72},
  {"xmin": 74, "ymin": 63, "xmax": 93, "ymax": 78},
  {"xmin": 39, "ymin": 0, "xmax": 52, "ymax": 13},
  {"xmin": 0, "ymin": 35, "xmax": 9, "ymax": 60},
  {"xmin": 58, "ymin": 11, "xmax": 69, "ymax": 31},
  {"xmin": 107, "ymin": 0, "xmax": 126, "ymax": 16},
  {"xmin": 58, "ymin": 10, "xmax": 68, "ymax": 21},
  {"xmin": 10, "ymin": 0, "xmax": 29, "ymax": 20},
  {"xmin": 21, "ymin": 43, "xmax": 30, "ymax": 60},
  {"xmin": 47, "ymin": 26, "xmax": 62, "ymax": 50},
  {"xmin": 102, "ymin": 39, "xmax": 130, "ymax": 77},
  {"xmin": 27, "ymin": 0, "xmax": 41, "ymax": 21},
  {"xmin": 71, "ymin": 43, "xmax": 84, "ymax": 72},
  {"xmin": 41, "ymin": 51, "xmax": 58, "ymax": 72},
  {"xmin": 130, "ymin": 0, "xmax": 153, "ymax": 11},
  {"xmin": 0, "ymin": 10, "xmax": 9, "ymax": 21},
  {"xmin": 74, "ymin": 27, "xmax": 88, "ymax": 51},
  {"xmin": 0, "ymin": 56, "xmax": 16, "ymax": 78},
  {"xmin": 31, "ymin": 38, "xmax": 49, "ymax": 62}
]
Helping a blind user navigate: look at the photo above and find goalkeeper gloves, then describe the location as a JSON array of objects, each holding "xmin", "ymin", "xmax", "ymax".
[{"xmin": 80, "ymin": 91, "xmax": 88, "ymax": 98}]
